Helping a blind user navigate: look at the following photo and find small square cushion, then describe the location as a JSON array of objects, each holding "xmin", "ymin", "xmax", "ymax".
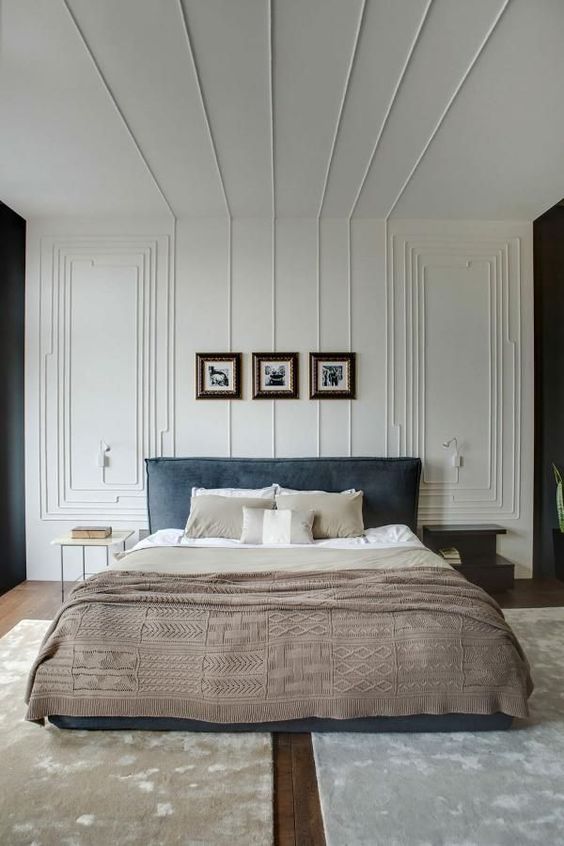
[{"xmin": 240, "ymin": 508, "xmax": 314, "ymax": 545}]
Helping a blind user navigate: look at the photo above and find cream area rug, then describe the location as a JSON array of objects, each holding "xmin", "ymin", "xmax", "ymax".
[
  {"xmin": 0, "ymin": 620, "xmax": 273, "ymax": 846},
  {"xmin": 312, "ymin": 607, "xmax": 564, "ymax": 846}
]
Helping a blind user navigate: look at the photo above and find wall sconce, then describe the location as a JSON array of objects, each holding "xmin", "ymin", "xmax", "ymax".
[
  {"xmin": 97, "ymin": 440, "xmax": 111, "ymax": 469},
  {"xmin": 442, "ymin": 437, "xmax": 462, "ymax": 468}
]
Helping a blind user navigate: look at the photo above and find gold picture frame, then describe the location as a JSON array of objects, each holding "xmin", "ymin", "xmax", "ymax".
[
  {"xmin": 252, "ymin": 352, "xmax": 299, "ymax": 399},
  {"xmin": 196, "ymin": 353, "xmax": 242, "ymax": 399},
  {"xmin": 309, "ymin": 352, "xmax": 356, "ymax": 399}
]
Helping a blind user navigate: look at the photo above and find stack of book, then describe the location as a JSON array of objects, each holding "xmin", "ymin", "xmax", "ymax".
[
  {"xmin": 438, "ymin": 546, "xmax": 462, "ymax": 567},
  {"xmin": 71, "ymin": 526, "xmax": 112, "ymax": 539}
]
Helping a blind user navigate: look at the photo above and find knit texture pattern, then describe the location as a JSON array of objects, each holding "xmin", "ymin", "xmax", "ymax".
[{"xmin": 26, "ymin": 567, "xmax": 532, "ymax": 723}]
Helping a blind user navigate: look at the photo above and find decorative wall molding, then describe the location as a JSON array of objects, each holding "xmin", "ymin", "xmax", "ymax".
[
  {"xmin": 39, "ymin": 235, "xmax": 173, "ymax": 520},
  {"xmin": 387, "ymin": 230, "xmax": 521, "ymax": 522},
  {"xmin": 26, "ymin": 217, "xmax": 533, "ymax": 578}
]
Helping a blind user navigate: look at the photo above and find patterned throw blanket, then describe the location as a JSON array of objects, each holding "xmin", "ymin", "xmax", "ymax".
[{"xmin": 26, "ymin": 568, "xmax": 532, "ymax": 724}]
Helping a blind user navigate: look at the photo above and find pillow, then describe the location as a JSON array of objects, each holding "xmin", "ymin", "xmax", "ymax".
[
  {"xmin": 276, "ymin": 486, "xmax": 356, "ymax": 495},
  {"xmin": 241, "ymin": 508, "xmax": 314, "ymax": 545},
  {"xmin": 192, "ymin": 485, "xmax": 276, "ymax": 500},
  {"xmin": 185, "ymin": 495, "xmax": 273, "ymax": 539},
  {"xmin": 274, "ymin": 491, "xmax": 364, "ymax": 539}
]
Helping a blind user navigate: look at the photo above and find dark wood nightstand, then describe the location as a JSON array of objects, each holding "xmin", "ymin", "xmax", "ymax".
[{"xmin": 422, "ymin": 524, "xmax": 514, "ymax": 594}]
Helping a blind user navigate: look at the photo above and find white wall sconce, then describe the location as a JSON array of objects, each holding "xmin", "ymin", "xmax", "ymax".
[
  {"xmin": 442, "ymin": 437, "xmax": 462, "ymax": 468},
  {"xmin": 97, "ymin": 440, "xmax": 111, "ymax": 469}
]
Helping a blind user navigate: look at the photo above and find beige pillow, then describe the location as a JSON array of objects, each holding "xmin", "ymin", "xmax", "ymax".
[
  {"xmin": 185, "ymin": 495, "xmax": 273, "ymax": 540},
  {"xmin": 191, "ymin": 485, "xmax": 276, "ymax": 500},
  {"xmin": 276, "ymin": 486, "xmax": 356, "ymax": 495},
  {"xmin": 275, "ymin": 491, "xmax": 364, "ymax": 539},
  {"xmin": 241, "ymin": 507, "xmax": 314, "ymax": 545}
]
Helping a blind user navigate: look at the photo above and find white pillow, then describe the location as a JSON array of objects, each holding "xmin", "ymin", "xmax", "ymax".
[
  {"xmin": 192, "ymin": 485, "xmax": 276, "ymax": 500},
  {"xmin": 240, "ymin": 507, "xmax": 314, "ymax": 545},
  {"xmin": 276, "ymin": 486, "xmax": 356, "ymax": 495}
]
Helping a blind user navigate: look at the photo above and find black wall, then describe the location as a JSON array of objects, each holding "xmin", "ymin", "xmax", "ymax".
[
  {"xmin": 534, "ymin": 203, "xmax": 564, "ymax": 577},
  {"xmin": 0, "ymin": 202, "xmax": 26, "ymax": 593}
]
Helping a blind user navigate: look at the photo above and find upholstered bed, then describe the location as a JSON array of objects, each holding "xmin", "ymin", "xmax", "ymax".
[{"xmin": 26, "ymin": 457, "xmax": 531, "ymax": 732}]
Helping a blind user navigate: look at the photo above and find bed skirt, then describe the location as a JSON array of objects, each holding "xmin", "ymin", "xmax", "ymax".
[{"xmin": 48, "ymin": 713, "xmax": 513, "ymax": 733}]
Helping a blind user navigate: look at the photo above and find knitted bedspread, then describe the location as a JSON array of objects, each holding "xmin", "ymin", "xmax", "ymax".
[{"xmin": 25, "ymin": 567, "xmax": 532, "ymax": 723}]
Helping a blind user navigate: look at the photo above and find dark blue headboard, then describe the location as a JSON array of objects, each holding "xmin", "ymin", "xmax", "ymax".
[{"xmin": 145, "ymin": 456, "xmax": 421, "ymax": 533}]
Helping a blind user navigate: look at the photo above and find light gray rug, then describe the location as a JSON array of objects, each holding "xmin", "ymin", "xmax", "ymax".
[
  {"xmin": 0, "ymin": 619, "xmax": 273, "ymax": 846},
  {"xmin": 313, "ymin": 607, "xmax": 564, "ymax": 846}
]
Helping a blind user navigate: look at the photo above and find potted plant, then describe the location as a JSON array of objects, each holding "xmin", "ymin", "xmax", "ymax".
[{"xmin": 552, "ymin": 463, "xmax": 564, "ymax": 581}]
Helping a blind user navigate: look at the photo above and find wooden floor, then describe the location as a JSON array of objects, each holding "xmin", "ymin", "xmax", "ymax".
[{"xmin": 2, "ymin": 578, "xmax": 564, "ymax": 846}]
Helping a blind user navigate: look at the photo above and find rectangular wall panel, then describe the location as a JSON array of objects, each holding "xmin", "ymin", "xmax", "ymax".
[
  {"xmin": 387, "ymin": 221, "xmax": 529, "ymax": 532},
  {"xmin": 38, "ymin": 235, "xmax": 172, "ymax": 521}
]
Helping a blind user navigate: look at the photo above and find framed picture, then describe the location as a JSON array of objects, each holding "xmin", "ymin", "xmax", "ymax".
[
  {"xmin": 196, "ymin": 353, "xmax": 242, "ymax": 399},
  {"xmin": 252, "ymin": 352, "xmax": 299, "ymax": 399},
  {"xmin": 309, "ymin": 352, "xmax": 356, "ymax": 399}
]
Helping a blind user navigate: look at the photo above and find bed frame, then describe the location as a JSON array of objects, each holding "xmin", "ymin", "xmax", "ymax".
[{"xmin": 51, "ymin": 456, "xmax": 512, "ymax": 732}]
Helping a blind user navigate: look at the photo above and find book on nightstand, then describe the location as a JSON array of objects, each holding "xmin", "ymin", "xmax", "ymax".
[
  {"xmin": 437, "ymin": 547, "xmax": 462, "ymax": 567},
  {"xmin": 71, "ymin": 526, "xmax": 112, "ymax": 539}
]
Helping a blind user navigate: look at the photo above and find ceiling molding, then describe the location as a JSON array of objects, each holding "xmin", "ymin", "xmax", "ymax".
[
  {"xmin": 2, "ymin": 1, "xmax": 562, "ymax": 220},
  {"xmin": 317, "ymin": 0, "xmax": 368, "ymax": 219},
  {"xmin": 62, "ymin": 0, "xmax": 176, "ymax": 220},
  {"xmin": 348, "ymin": 0, "xmax": 434, "ymax": 219},
  {"xmin": 176, "ymin": 0, "xmax": 231, "ymax": 219},
  {"xmin": 385, "ymin": 0, "xmax": 511, "ymax": 220}
]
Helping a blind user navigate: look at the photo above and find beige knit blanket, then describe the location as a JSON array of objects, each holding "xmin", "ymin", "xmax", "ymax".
[{"xmin": 26, "ymin": 568, "xmax": 532, "ymax": 724}]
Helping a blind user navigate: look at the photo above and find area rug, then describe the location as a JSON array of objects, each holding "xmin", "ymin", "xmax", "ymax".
[
  {"xmin": 0, "ymin": 620, "xmax": 273, "ymax": 846},
  {"xmin": 312, "ymin": 607, "xmax": 564, "ymax": 846}
]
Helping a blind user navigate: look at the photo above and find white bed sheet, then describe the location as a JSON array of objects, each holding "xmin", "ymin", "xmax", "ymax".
[
  {"xmin": 113, "ymin": 525, "xmax": 451, "ymax": 574},
  {"xmin": 128, "ymin": 524, "xmax": 425, "ymax": 553}
]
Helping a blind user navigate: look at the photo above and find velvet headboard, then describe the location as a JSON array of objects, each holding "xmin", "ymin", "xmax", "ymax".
[{"xmin": 145, "ymin": 456, "xmax": 421, "ymax": 533}]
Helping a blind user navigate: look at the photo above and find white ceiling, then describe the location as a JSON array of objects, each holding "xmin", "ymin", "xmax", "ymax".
[{"xmin": 1, "ymin": 0, "xmax": 563, "ymax": 220}]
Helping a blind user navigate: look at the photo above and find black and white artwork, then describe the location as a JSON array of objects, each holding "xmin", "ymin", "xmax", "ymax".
[
  {"xmin": 321, "ymin": 363, "xmax": 344, "ymax": 389},
  {"xmin": 253, "ymin": 353, "xmax": 298, "ymax": 399},
  {"xmin": 196, "ymin": 353, "xmax": 242, "ymax": 399},
  {"xmin": 310, "ymin": 353, "xmax": 356, "ymax": 399},
  {"xmin": 208, "ymin": 364, "xmax": 231, "ymax": 388}
]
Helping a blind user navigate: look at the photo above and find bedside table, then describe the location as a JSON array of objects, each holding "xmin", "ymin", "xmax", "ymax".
[
  {"xmin": 422, "ymin": 524, "xmax": 514, "ymax": 594},
  {"xmin": 51, "ymin": 530, "xmax": 135, "ymax": 602}
]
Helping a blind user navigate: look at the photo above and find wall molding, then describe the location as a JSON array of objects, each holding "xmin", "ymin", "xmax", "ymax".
[
  {"xmin": 39, "ymin": 235, "xmax": 173, "ymax": 520},
  {"xmin": 387, "ymin": 229, "xmax": 521, "ymax": 522}
]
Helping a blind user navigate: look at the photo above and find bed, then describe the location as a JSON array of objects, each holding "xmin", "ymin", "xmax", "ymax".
[{"xmin": 26, "ymin": 456, "xmax": 532, "ymax": 732}]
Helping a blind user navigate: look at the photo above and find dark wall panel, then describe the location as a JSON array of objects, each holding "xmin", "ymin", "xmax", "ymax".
[
  {"xmin": 0, "ymin": 202, "xmax": 26, "ymax": 593},
  {"xmin": 534, "ymin": 203, "xmax": 564, "ymax": 577}
]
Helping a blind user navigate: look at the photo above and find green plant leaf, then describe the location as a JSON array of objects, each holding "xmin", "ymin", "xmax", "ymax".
[{"xmin": 554, "ymin": 464, "xmax": 564, "ymax": 532}]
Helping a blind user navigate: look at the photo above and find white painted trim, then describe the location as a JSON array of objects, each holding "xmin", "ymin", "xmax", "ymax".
[
  {"xmin": 269, "ymin": 0, "xmax": 277, "ymax": 457},
  {"xmin": 175, "ymin": 0, "xmax": 231, "ymax": 219},
  {"xmin": 387, "ymin": 227, "xmax": 522, "ymax": 521},
  {"xmin": 176, "ymin": 0, "xmax": 234, "ymax": 455},
  {"xmin": 39, "ymin": 235, "xmax": 172, "ymax": 520},
  {"xmin": 62, "ymin": 0, "xmax": 176, "ymax": 221},
  {"xmin": 317, "ymin": 0, "xmax": 367, "ymax": 219},
  {"xmin": 314, "ymin": 0, "xmax": 367, "ymax": 456},
  {"xmin": 348, "ymin": 218, "xmax": 353, "ymax": 456},
  {"xmin": 348, "ymin": 0, "xmax": 434, "ymax": 219},
  {"xmin": 385, "ymin": 0, "xmax": 511, "ymax": 219}
]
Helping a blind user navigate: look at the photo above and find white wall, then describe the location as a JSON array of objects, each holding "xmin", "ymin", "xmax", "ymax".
[{"xmin": 25, "ymin": 216, "xmax": 533, "ymax": 579}]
